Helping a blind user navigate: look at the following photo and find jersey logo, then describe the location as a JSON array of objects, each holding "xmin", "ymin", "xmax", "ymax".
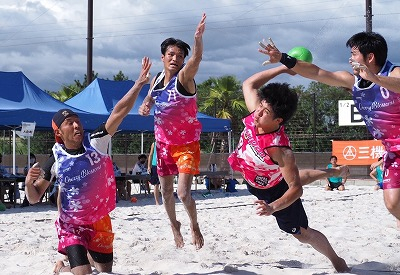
[{"xmin": 254, "ymin": 175, "xmax": 269, "ymax": 186}]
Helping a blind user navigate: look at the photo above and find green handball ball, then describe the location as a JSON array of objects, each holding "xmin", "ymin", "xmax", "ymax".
[{"xmin": 287, "ymin": 46, "xmax": 313, "ymax": 63}]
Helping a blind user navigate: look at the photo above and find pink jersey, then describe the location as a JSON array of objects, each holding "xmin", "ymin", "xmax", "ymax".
[
  {"xmin": 150, "ymin": 70, "xmax": 202, "ymax": 145},
  {"xmin": 228, "ymin": 112, "xmax": 291, "ymax": 189},
  {"xmin": 53, "ymin": 133, "xmax": 116, "ymax": 225}
]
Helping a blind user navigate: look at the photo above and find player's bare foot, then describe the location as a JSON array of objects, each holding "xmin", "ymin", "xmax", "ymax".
[
  {"xmin": 190, "ymin": 222, "xmax": 204, "ymax": 250},
  {"xmin": 53, "ymin": 260, "xmax": 69, "ymax": 274},
  {"xmin": 171, "ymin": 221, "xmax": 184, "ymax": 248},
  {"xmin": 333, "ymin": 257, "xmax": 350, "ymax": 273}
]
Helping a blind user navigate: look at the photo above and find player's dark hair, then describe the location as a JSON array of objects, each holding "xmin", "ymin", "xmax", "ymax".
[
  {"xmin": 161, "ymin": 37, "xmax": 191, "ymax": 58},
  {"xmin": 346, "ymin": 32, "xmax": 387, "ymax": 67},
  {"xmin": 330, "ymin": 155, "xmax": 338, "ymax": 161},
  {"xmin": 257, "ymin": 82, "xmax": 298, "ymax": 125}
]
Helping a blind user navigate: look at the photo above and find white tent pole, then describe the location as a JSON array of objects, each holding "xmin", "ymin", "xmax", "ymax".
[
  {"xmin": 141, "ymin": 132, "xmax": 144, "ymax": 154},
  {"xmin": 27, "ymin": 136, "xmax": 31, "ymax": 170}
]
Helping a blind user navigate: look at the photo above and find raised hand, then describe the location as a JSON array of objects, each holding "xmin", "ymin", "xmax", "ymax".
[
  {"xmin": 258, "ymin": 37, "xmax": 282, "ymax": 66},
  {"xmin": 194, "ymin": 13, "xmax": 206, "ymax": 39},
  {"xmin": 137, "ymin": 56, "xmax": 152, "ymax": 85}
]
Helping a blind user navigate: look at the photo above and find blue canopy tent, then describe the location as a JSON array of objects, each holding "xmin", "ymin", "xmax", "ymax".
[
  {"xmin": 65, "ymin": 78, "xmax": 231, "ymax": 133},
  {"xmin": 0, "ymin": 71, "xmax": 109, "ymax": 131},
  {"xmin": 0, "ymin": 71, "xmax": 112, "ymax": 174}
]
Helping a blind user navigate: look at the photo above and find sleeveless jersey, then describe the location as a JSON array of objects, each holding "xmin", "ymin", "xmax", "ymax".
[
  {"xmin": 53, "ymin": 133, "xmax": 116, "ymax": 225},
  {"xmin": 352, "ymin": 60, "xmax": 400, "ymax": 151},
  {"xmin": 150, "ymin": 70, "xmax": 202, "ymax": 145},
  {"xmin": 228, "ymin": 112, "xmax": 291, "ymax": 189},
  {"xmin": 376, "ymin": 165, "xmax": 383, "ymax": 183}
]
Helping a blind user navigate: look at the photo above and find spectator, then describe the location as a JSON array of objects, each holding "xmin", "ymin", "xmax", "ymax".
[
  {"xmin": 326, "ymin": 156, "xmax": 347, "ymax": 191},
  {"xmin": 0, "ymin": 153, "xmax": 14, "ymax": 204},
  {"xmin": 370, "ymin": 157, "xmax": 384, "ymax": 190},
  {"xmin": 130, "ymin": 154, "xmax": 150, "ymax": 195},
  {"xmin": 148, "ymin": 141, "xmax": 161, "ymax": 205}
]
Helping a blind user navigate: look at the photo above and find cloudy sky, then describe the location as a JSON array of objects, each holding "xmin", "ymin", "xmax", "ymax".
[{"xmin": 1, "ymin": 0, "xmax": 399, "ymax": 92}]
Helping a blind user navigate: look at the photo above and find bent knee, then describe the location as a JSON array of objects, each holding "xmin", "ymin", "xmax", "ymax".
[
  {"xmin": 292, "ymin": 233, "xmax": 308, "ymax": 244},
  {"xmin": 177, "ymin": 191, "xmax": 192, "ymax": 203},
  {"xmin": 384, "ymin": 199, "xmax": 400, "ymax": 213}
]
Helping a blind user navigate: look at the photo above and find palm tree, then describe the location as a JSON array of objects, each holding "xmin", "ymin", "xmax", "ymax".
[
  {"xmin": 198, "ymin": 75, "xmax": 246, "ymax": 127},
  {"xmin": 48, "ymin": 84, "xmax": 81, "ymax": 102},
  {"xmin": 197, "ymin": 75, "xmax": 247, "ymax": 154}
]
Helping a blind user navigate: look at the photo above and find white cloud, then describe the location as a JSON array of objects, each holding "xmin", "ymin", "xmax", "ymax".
[{"xmin": 0, "ymin": 0, "xmax": 399, "ymax": 92}]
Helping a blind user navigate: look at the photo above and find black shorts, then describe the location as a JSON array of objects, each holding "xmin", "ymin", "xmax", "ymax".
[
  {"xmin": 328, "ymin": 181, "xmax": 343, "ymax": 189},
  {"xmin": 246, "ymin": 179, "xmax": 308, "ymax": 234},
  {"xmin": 149, "ymin": 166, "xmax": 160, "ymax": 185}
]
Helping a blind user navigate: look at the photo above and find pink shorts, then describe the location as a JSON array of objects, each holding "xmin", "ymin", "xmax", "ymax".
[
  {"xmin": 382, "ymin": 151, "xmax": 400, "ymax": 189},
  {"xmin": 55, "ymin": 214, "xmax": 114, "ymax": 255},
  {"xmin": 156, "ymin": 141, "xmax": 200, "ymax": 176}
]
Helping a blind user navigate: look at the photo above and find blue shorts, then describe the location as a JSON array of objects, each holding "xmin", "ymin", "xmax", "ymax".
[{"xmin": 246, "ymin": 180, "xmax": 308, "ymax": 234}]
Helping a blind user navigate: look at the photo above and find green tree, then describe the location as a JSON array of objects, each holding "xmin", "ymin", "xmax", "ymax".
[
  {"xmin": 48, "ymin": 84, "xmax": 80, "ymax": 102},
  {"xmin": 47, "ymin": 72, "xmax": 98, "ymax": 102},
  {"xmin": 112, "ymin": 71, "xmax": 129, "ymax": 81},
  {"xmin": 197, "ymin": 75, "xmax": 247, "ymax": 131},
  {"xmin": 286, "ymin": 82, "xmax": 371, "ymax": 152},
  {"xmin": 197, "ymin": 75, "xmax": 247, "ymax": 153}
]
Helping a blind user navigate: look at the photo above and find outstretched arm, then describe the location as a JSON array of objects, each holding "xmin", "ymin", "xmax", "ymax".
[
  {"xmin": 242, "ymin": 65, "xmax": 295, "ymax": 112},
  {"xmin": 106, "ymin": 57, "xmax": 152, "ymax": 135},
  {"xmin": 258, "ymin": 38, "xmax": 354, "ymax": 89},
  {"xmin": 179, "ymin": 13, "xmax": 206, "ymax": 94}
]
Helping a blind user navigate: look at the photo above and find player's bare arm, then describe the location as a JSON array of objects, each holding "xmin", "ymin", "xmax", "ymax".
[
  {"xmin": 138, "ymin": 76, "xmax": 156, "ymax": 116},
  {"xmin": 243, "ymin": 65, "xmax": 293, "ymax": 112},
  {"xmin": 25, "ymin": 163, "xmax": 51, "ymax": 203},
  {"xmin": 179, "ymin": 13, "xmax": 206, "ymax": 94},
  {"xmin": 369, "ymin": 67, "xmax": 400, "ymax": 94},
  {"xmin": 266, "ymin": 147, "xmax": 303, "ymax": 212},
  {"xmin": 107, "ymin": 57, "xmax": 151, "ymax": 135},
  {"xmin": 258, "ymin": 37, "xmax": 354, "ymax": 89}
]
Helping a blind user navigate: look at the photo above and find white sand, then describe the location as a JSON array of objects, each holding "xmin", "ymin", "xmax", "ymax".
[{"xmin": 1, "ymin": 183, "xmax": 399, "ymax": 275}]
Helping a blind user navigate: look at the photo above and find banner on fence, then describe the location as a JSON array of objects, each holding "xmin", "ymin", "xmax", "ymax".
[{"xmin": 332, "ymin": 140, "xmax": 384, "ymax": 165}]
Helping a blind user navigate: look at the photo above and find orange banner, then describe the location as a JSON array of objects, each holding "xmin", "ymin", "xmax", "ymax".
[{"xmin": 332, "ymin": 140, "xmax": 384, "ymax": 165}]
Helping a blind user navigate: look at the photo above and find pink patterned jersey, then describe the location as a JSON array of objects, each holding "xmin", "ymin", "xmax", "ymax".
[
  {"xmin": 228, "ymin": 112, "xmax": 291, "ymax": 189},
  {"xmin": 53, "ymin": 133, "xmax": 116, "ymax": 225},
  {"xmin": 352, "ymin": 60, "xmax": 400, "ymax": 151},
  {"xmin": 150, "ymin": 70, "xmax": 202, "ymax": 145}
]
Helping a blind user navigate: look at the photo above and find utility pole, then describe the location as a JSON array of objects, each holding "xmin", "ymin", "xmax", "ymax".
[
  {"xmin": 365, "ymin": 0, "xmax": 372, "ymax": 32},
  {"xmin": 87, "ymin": 0, "xmax": 93, "ymax": 85}
]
